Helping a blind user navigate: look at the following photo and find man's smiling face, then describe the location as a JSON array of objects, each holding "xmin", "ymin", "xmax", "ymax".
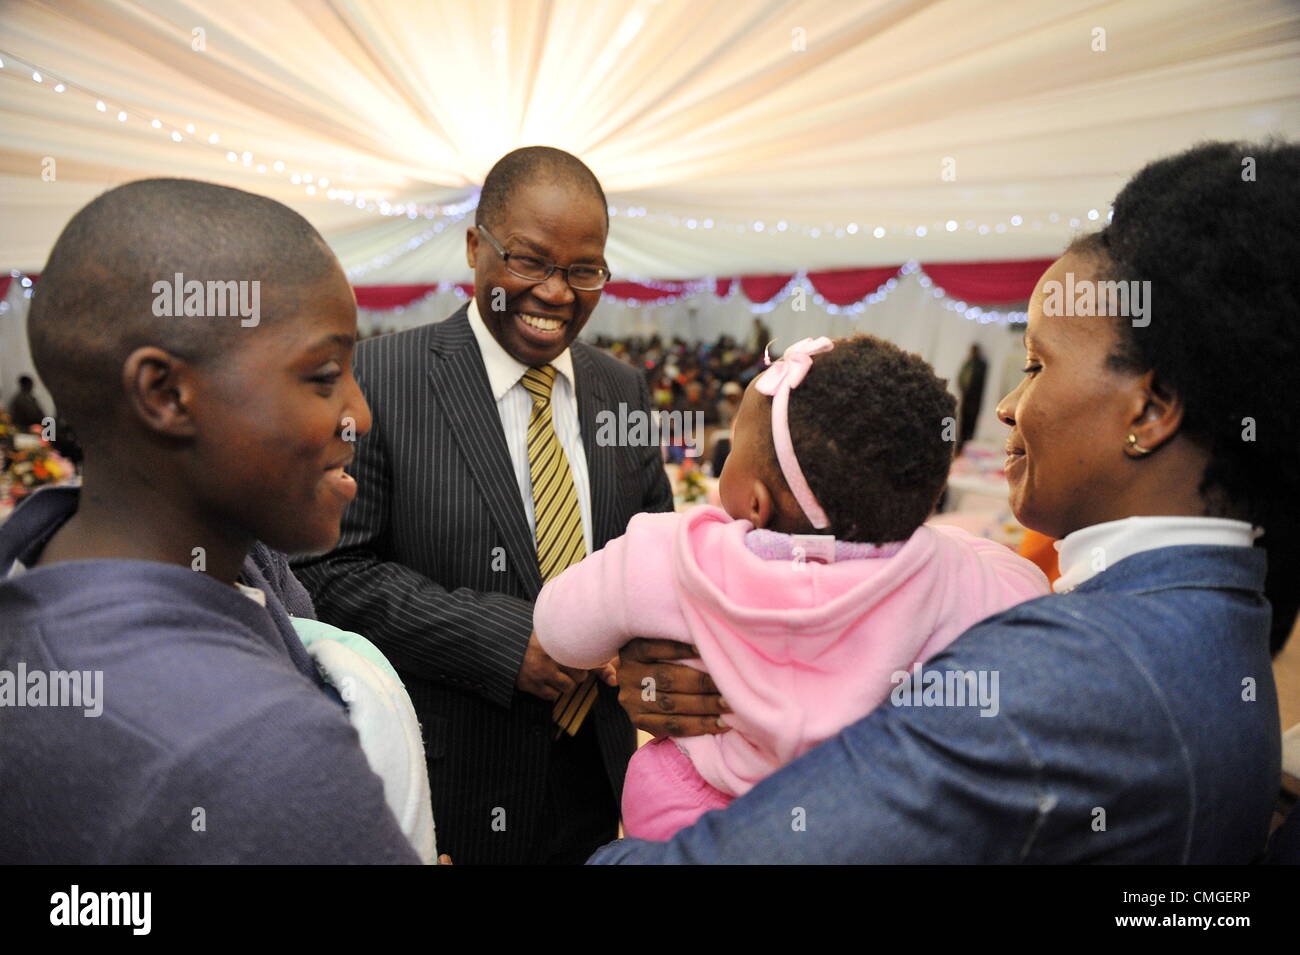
[{"xmin": 466, "ymin": 178, "xmax": 608, "ymax": 367}]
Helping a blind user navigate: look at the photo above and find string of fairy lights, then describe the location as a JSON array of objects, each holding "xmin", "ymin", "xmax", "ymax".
[
  {"xmin": 3, "ymin": 47, "xmax": 1107, "ymax": 323},
  {"xmin": 6, "ymin": 260, "xmax": 1027, "ymax": 325},
  {"xmin": 339, "ymin": 261, "xmax": 1028, "ymax": 325},
  {"xmin": 0, "ymin": 50, "xmax": 478, "ymax": 222},
  {"xmin": 605, "ymin": 203, "xmax": 1109, "ymax": 240},
  {"xmin": 343, "ymin": 199, "xmax": 1110, "ymax": 285}
]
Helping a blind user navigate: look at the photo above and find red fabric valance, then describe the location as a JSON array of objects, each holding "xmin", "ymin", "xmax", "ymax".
[
  {"xmin": 807, "ymin": 267, "xmax": 899, "ymax": 306},
  {"xmin": 353, "ymin": 284, "xmax": 436, "ymax": 309},
  {"xmin": 740, "ymin": 274, "xmax": 795, "ymax": 304},
  {"xmin": 920, "ymin": 259, "xmax": 1053, "ymax": 305},
  {"xmin": 0, "ymin": 262, "xmax": 1048, "ymax": 312},
  {"xmin": 352, "ymin": 284, "xmax": 472, "ymax": 309},
  {"xmin": 604, "ymin": 281, "xmax": 699, "ymax": 302}
]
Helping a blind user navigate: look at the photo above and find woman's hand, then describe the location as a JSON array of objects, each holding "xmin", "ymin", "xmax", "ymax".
[{"xmin": 617, "ymin": 638, "xmax": 731, "ymax": 737}]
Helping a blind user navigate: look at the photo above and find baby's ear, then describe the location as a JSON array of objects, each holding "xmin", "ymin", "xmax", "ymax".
[
  {"xmin": 748, "ymin": 477, "xmax": 776, "ymax": 530},
  {"xmin": 122, "ymin": 346, "xmax": 199, "ymax": 439}
]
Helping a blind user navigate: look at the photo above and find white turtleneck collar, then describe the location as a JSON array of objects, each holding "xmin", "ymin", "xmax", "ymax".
[{"xmin": 1052, "ymin": 515, "xmax": 1259, "ymax": 594}]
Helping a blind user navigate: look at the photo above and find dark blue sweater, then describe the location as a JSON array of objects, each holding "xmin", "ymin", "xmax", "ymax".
[{"xmin": 0, "ymin": 486, "xmax": 420, "ymax": 863}]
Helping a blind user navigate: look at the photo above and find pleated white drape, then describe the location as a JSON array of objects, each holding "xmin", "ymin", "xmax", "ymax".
[{"xmin": 1, "ymin": 0, "xmax": 1297, "ymax": 279}]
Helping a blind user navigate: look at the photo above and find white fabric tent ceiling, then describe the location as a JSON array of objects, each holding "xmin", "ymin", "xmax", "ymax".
[{"xmin": 1, "ymin": 0, "xmax": 1298, "ymax": 282}]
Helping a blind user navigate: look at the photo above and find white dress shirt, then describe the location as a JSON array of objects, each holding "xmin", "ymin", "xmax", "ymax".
[
  {"xmin": 1053, "ymin": 515, "xmax": 1258, "ymax": 593},
  {"xmin": 467, "ymin": 297, "xmax": 594, "ymax": 554}
]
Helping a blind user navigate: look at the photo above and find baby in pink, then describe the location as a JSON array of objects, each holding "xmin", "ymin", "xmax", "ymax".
[{"xmin": 534, "ymin": 335, "xmax": 1048, "ymax": 840}]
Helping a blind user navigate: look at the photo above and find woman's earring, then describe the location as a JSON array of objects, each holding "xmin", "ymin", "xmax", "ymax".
[{"xmin": 1125, "ymin": 433, "xmax": 1152, "ymax": 456}]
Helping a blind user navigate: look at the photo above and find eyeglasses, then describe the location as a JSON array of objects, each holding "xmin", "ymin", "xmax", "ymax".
[{"xmin": 476, "ymin": 225, "xmax": 610, "ymax": 291}]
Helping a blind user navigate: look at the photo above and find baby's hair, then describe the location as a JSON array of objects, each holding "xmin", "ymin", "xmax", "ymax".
[{"xmin": 773, "ymin": 335, "xmax": 956, "ymax": 543}]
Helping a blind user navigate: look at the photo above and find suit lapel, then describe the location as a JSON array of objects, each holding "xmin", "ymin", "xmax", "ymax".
[
  {"xmin": 428, "ymin": 307, "xmax": 543, "ymax": 598},
  {"xmin": 572, "ymin": 345, "xmax": 620, "ymax": 551}
]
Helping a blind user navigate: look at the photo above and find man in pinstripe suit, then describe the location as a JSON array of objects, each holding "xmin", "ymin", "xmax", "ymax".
[{"xmin": 293, "ymin": 148, "xmax": 673, "ymax": 864}]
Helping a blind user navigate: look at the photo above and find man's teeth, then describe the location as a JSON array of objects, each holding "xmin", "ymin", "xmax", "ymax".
[{"xmin": 518, "ymin": 313, "xmax": 563, "ymax": 332}]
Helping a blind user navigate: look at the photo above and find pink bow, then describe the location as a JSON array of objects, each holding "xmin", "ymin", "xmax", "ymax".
[
  {"xmin": 752, "ymin": 336, "xmax": 835, "ymax": 530},
  {"xmin": 754, "ymin": 337, "xmax": 835, "ymax": 397}
]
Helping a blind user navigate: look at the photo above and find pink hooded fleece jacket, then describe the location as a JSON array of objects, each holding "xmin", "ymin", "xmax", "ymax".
[{"xmin": 534, "ymin": 505, "xmax": 1049, "ymax": 798}]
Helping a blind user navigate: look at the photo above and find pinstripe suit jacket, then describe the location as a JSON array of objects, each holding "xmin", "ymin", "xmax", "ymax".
[{"xmin": 292, "ymin": 306, "xmax": 673, "ymax": 864}]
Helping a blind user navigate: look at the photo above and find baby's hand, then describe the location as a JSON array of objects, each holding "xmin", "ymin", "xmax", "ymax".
[{"xmin": 594, "ymin": 657, "xmax": 619, "ymax": 687}]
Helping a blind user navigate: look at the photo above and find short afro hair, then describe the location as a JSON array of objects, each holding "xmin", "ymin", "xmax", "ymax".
[
  {"xmin": 778, "ymin": 335, "xmax": 956, "ymax": 543},
  {"xmin": 1070, "ymin": 139, "xmax": 1300, "ymax": 653},
  {"xmin": 476, "ymin": 146, "xmax": 607, "ymax": 232},
  {"xmin": 28, "ymin": 178, "xmax": 338, "ymax": 445}
]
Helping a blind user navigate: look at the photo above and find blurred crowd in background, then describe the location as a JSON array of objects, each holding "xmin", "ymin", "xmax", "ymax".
[{"xmin": 593, "ymin": 328, "xmax": 770, "ymax": 473}]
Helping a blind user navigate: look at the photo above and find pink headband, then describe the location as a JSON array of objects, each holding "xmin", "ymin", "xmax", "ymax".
[{"xmin": 754, "ymin": 337, "xmax": 835, "ymax": 529}]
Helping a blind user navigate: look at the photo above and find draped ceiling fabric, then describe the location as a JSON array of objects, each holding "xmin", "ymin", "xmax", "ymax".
[{"xmin": 1, "ymin": 0, "xmax": 1297, "ymax": 282}]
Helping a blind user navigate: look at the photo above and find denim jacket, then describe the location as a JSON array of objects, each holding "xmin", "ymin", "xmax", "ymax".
[{"xmin": 590, "ymin": 544, "xmax": 1280, "ymax": 863}]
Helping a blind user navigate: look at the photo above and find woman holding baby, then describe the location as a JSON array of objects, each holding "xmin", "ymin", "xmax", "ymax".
[{"xmin": 585, "ymin": 140, "xmax": 1299, "ymax": 863}]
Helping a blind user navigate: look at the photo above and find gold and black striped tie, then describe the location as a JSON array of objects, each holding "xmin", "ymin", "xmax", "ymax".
[{"xmin": 521, "ymin": 365, "xmax": 598, "ymax": 736}]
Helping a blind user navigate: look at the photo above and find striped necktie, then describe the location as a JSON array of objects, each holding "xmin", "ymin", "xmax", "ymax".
[{"xmin": 521, "ymin": 365, "xmax": 598, "ymax": 736}]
